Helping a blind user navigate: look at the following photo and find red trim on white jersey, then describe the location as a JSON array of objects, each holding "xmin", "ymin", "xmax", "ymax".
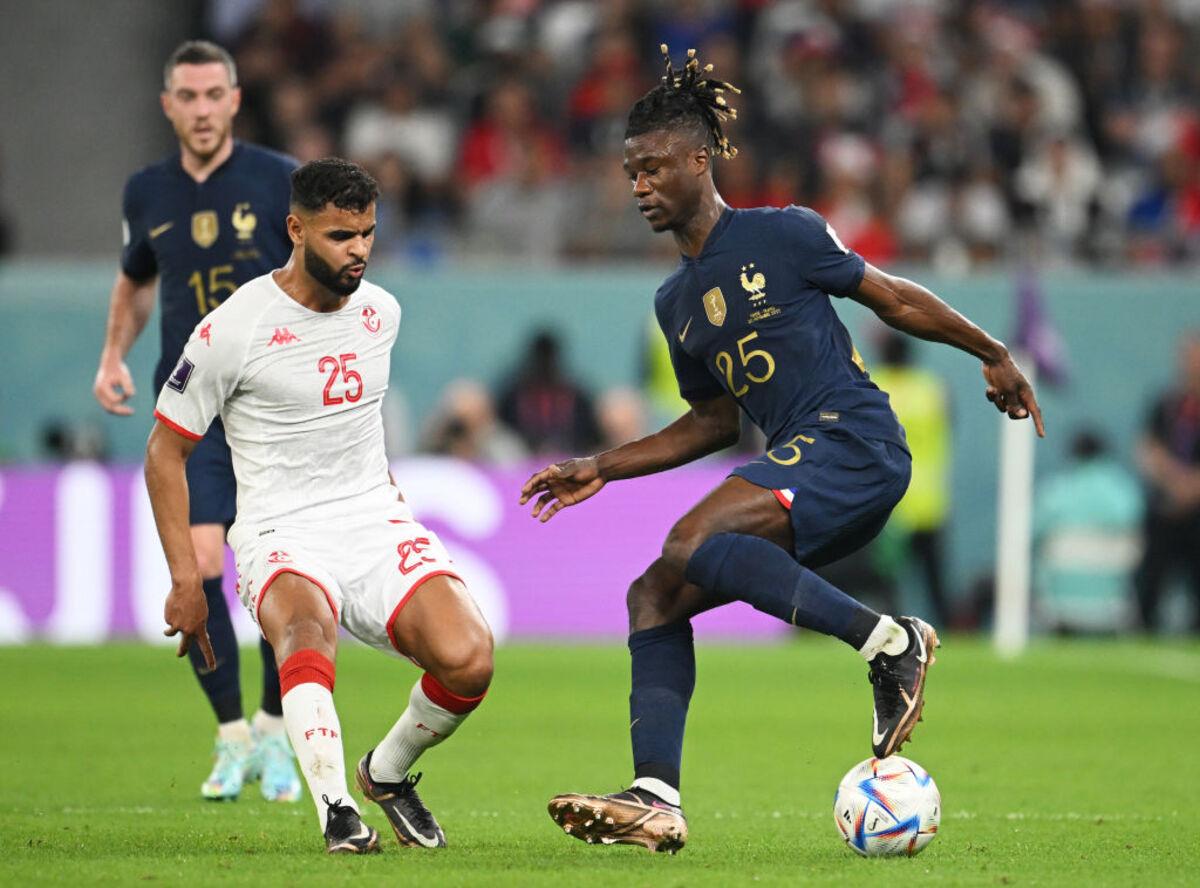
[
  {"xmin": 257, "ymin": 567, "xmax": 339, "ymax": 628},
  {"xmin": 154, "ymin": 410, "xmax": 203, "ymax": 442},
  {"xmin": 773, "ymin": 489, "xmax": 795, "ymax": 510},
  {"xmin": 386, "ymin": 569, "xmax": 462, "ymax": 654}
]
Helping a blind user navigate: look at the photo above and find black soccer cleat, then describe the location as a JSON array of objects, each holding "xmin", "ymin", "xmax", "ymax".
[
  {"xmin": 322, "ymin": 794, "xmax": 380, "ymax": 854},
  {"xmin": 867, "ymin": 616, "xmax": 940, "ymax": 759},
  {"xmin": 355, "ymin": 752, "xmax": 447, "ymax": 848},
  {"xmin": 548, "ymin": 788, "xmax": 688, "ymax": 854}
]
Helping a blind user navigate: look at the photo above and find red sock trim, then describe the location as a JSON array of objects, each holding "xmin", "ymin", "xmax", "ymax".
[
  {"xmin": 279, "ymin": 649, "xmax": 335, "ymax": 696},
  {"xmin": 420, "ymin": 672, "xmax": 486, "ymax": 714}
]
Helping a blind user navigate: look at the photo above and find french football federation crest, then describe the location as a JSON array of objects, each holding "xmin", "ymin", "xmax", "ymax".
[
  {"xmin": 232, "ymin": 202, "xmax": 257, "ymax": 241},
  {"xmin": 191, "ymin": 210, "xmax": 218, "ymax": 248},
  {"xmin": 703, "ymin": 287, "xmax": 727, "ymax": 327},
  {"xmin": 740, "ymin": 263, "xmax": 767, "ymax": 302}
]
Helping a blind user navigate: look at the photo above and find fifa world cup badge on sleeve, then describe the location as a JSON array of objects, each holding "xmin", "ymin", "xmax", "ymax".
[{"xmin": 167, "ymin": 357, "xmax": 195, "ymax": 393}]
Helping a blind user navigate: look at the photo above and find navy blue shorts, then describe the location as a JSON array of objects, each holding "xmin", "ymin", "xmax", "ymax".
[
  {"xmin": 186, "ymin": 418, "xmax": 237, "ymax": 527},
  {"xmin": 731, "ymin": 426, "xmax": 911, "ymax": 569}
]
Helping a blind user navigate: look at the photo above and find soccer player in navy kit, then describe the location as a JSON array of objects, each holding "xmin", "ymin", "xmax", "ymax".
[
  {"xmin": 92, "ymin": 41, "xmax": 301, "ymax": 803},
  {"xmin": 521, "ymin": 47, "xmax": 1045, "ymax": 853}
]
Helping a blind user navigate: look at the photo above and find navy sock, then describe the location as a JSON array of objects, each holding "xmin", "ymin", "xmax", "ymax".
[
  {"xmin": 258, "ymin": 637, "xmax": 282, "ymax": 716},
  {"xmin": 686, "ymin": 532, "xmax": 881, "ymax": 649},
  {"xmin": 629, "ymin": 620, "xmax": 695, "ymax": 790},
  {"xmin": 189, "ymin": 576, "xmax": 243, "ymax": 724}
]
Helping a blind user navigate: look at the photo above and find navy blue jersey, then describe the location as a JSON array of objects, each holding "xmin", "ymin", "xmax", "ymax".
[
  {"xmin": 121, "ymin": 142, "xmax": 297, "ymax": 393},
  {"xmin": 654, "ymin": 205, "xmax": 906, "ymax": 450}
]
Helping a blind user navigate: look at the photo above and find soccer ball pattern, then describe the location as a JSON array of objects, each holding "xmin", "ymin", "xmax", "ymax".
[{"xmin": 833, "ymin": 756, "xmax": 940, "ymax": 857}]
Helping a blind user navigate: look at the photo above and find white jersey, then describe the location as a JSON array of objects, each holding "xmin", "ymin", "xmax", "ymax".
[{"xmin": 154, "ymin": 271, "xmax": 403, "ymax": 531}]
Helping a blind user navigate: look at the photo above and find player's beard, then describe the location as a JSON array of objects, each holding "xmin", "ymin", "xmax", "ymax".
[
  {"xmin": 181, "ymin": 121, "xmax": 230, "ymax": 165},
  {"xmin": 304, "ymin": 244, "xmax": 363, "ymax": 297}
]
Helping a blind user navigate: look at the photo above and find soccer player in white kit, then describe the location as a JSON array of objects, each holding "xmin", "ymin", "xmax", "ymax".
[{"xmin": 145, "ymin": 158, "xmax": 494, "ymax": 854}]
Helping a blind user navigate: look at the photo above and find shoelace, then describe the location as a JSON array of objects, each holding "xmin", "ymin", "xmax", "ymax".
[
  {"xmin": 868, "ymin": 657, "xmax": 904, "ymax": 719},
  {"xmin": 322, "ymin": 794, "xmax": 359, "ymax": 836},
  {"xmin": 212, "ymin": 741, "xmax": 245, "ymax": 770},
  {"xmin": 260, "ymin": 735, "xmax": 294, "ymax": 764},
  {"xmin": 396, "ymin": 773, "xmax": 438, "ymax": 834}
]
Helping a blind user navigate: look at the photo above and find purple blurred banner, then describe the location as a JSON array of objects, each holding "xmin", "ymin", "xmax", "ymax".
[{"xmin": 0, "ymin": 459, "xmax": 788, "ymax": 644}]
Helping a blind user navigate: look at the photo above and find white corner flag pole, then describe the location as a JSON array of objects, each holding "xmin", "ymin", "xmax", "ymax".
[{"xmin": 993, "ymin": 354, "xmax": 1036, "ymax": 657}]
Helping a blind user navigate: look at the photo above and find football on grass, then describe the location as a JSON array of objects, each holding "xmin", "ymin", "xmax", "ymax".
[{"xmin": 833, "ymin": 756, "xmax": 940, "ymax": 857}]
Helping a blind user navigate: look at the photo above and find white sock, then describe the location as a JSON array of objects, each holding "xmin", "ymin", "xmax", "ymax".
[
  {"xmin": 252, "ymin": 709, "xmax": 286, "ymax": 737},
  {"xmin": 217, "ymin": 718, "xmax": 252, "ymax": 746},
  {"xmin": 369, "ymin": 678, "xmax": 470, "ymax": 783},
  {"xmin": 282, "ymin": 682, "xmax": 356, "ymax": 827},
  {"xmin": 630, "ymin": 777, "xmax": 681, "ymax": 807},
  {"xmin": 859, "ymin": 616, "xmax": 909, "ymax": 660}
]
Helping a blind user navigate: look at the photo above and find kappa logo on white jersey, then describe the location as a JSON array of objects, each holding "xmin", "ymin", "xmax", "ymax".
[
  {"xmin": 267, "ymin": 327, "xmax": 301, "ymax": 346},
  {"xmin": 361, "ymin": 305, "xmax": 382, "ymax": 336}
]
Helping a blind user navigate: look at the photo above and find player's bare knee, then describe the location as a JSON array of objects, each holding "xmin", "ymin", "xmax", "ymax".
[
  {"xmin": 431, "ymin": 632, "xmax": 493, "ymax": 698},
  {"xmin": 626, "ymin": 569, "xmax": 673, "ymax": 632},
  {"xmin": 192, "ymin": 542, "xmax": 225, "ymax": 578},
  {"xmin": 274, "ymin": 616, "xmax": 334, "ymax": 663},
  {"xmin": 189, "ymin": 525, "xmax": 226, "ymax": 578},
  {"xmin": 661, "ymin": 524, "xmax": 709, "ymax": 575}
]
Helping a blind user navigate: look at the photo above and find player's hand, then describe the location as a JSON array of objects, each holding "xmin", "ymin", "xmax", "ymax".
[
  {"xmin": 520, "ymin": 456, "xmax": 606, "ymax": 523},
  {"xmin": 93, "ymin": 357, "xmax": 137, "ymax": 415},
  {"xmin": 982, "ymin": 354, "xmax": 1045, "ymax": 438},
  {"xmin": 163, "ymin": 577, "xmax": 215, "ymax": 670}
]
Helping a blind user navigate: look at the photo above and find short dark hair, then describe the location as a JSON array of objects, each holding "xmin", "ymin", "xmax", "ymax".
[
  {"xmin": 290, "ymin": 158, "xmax": 379, "ymax": 213},
  {"xmin": 625, "ymin": 44, "xmax": 741, "ymax": 159},
  {"xmin": 163, "ymin": 40, "xmax": 237, "ymax": 90}
]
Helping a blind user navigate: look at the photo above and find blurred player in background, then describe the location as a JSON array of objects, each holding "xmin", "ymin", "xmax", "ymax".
[
  {"xmin": 147, "ymin": 159, "xmax": 494, "ymax": 854},
  {"xmin": 870, "ymin": 331, "xmax": 953, "ymax": 626},
  {"xmin": 91, "ymin": 40, "xmax": 301, "ymax": 802},
  {"xmin": 522, "ymin": 45, "xmax": 1044, "ymax": 853},
  {"xmin": 1135, "ymin": 330, "xmax": 1200, "ymax": 632}
]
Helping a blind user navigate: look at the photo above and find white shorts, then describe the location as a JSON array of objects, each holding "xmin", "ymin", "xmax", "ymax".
[{"xmin": 229, "ymin": 504, "xmax": 461, "ymax": 657}]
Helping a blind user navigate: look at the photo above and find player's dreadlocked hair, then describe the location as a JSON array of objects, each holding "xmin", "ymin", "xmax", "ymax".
[
  {"xmin": 290, "ymin": 158, "xmax": 379, "ymax": 213},
  {"xmin": 625, "ymin": 44, "xmax": 742, "ymax": 159}
]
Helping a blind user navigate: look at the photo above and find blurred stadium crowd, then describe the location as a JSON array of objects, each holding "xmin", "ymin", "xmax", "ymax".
[{"xmin": 208, "ymin": 0, "xmax": 1200, "ymax": 268}]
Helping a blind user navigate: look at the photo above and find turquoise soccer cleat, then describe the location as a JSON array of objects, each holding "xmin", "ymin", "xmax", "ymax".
[
  {"xmin": 200, "ymin": 739, "xmax": 252, "ymax": 801},
  {"xmin": 256, "ymin": 732, "xmax": 303, "ymax": 802}
]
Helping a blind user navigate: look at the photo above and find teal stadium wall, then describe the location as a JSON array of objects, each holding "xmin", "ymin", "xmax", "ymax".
[{"xmin": 1, "ymin": 262, "xmax": 1195, "ymax": 601}]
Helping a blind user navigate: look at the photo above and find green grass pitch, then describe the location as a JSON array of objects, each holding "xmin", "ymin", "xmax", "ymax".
[{"xmin": 2, "ymin": 636, "xmax": 1197, "ymax": 886}]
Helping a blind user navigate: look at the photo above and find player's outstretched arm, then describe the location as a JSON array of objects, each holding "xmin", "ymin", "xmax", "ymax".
[
  {"xmin": 93, "ymin": 271, "xmax": 157, "ymax": 415},
  {"xmin": 851, "ymin": 264, "xmax": 1045, "ymax": 437},
  {"xmin": 521, "ymin": 393, "xmax": 740, "ymax": 523},
  {"xmin": 144, "ymin": 421, "xmax": 215, "ymax": 669}
]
